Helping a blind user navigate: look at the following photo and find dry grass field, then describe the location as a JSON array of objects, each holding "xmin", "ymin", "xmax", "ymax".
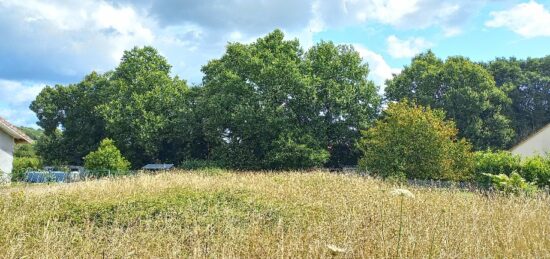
[{"xmin": 1, "ymin": 170, "xmax": 549, "ymax": 258}]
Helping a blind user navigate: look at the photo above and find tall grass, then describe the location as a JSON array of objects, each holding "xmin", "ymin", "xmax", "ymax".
[{"xmin": 1, "ymin": 170, "xmax": 549, "ymax": 258}]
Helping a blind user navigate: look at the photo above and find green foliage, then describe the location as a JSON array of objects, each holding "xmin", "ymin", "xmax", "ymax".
[
  {"xmin": 99, "ymin": 46, "xmax": 191, "ymax": 166},
  {"xmin": 31, "ymin": 47, "xmax": 197, "ymax": 167},
  {"xmin": 13, "ymin": 144, "xmax": 36, "ymax": 158},
  {"xmin": 385, "ymin": 51, "xmax": 514, "ymax": 150},
  {"xmin": 201, "ymin": 30, "xmax": 379, "ymax": 169},
  {"xmin": 12, "ymin": 140, "xmax": 42, "ymax": 182},
  {"xmin": 31, "ymin": 72, "xmax": 110, "ymax": 165},
  {"xmin": 474, "ymin": 151, "xmax": 521, "ymax": 176},
  {"xmin": 521, "ymin": 155, "xmax": 550, "ymax": 188},
  {"xmin": 12, "ymin": 157, "xmax": 41, "ymax": 182},
  {"xmin": 483, "ymin": 172, "xmax": 537, "ymax": 195},
  {"xmin": 304, "ymin": 41, "xmax": 380, "ymax": 167},
  {"xmin": 485, "ymin": 56, "xmax": 550, "ymax": 143},
  {"xmin": 473, "ymin": 151, "xmax": 550, "ymax": 188},
  {"xmin": 28, "ymin": 32, "xmax": 548, "ymax": 172},
  {"xmin": 266, "ymin": 134, "xmax": 329, "ymax": 169},
  {"xmin": 358, "ymin": 101, "xmax": 474, "ymax": 181},
  {"xmin": 18, "ymin": 127, "xmax": 44, "ymax": 141},
  {"xmin": 84, "ymin": 139, "xmax": 130, "ymax": 172}
]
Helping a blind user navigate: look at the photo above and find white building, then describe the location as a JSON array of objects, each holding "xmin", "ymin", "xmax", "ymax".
[
  {"xmin": 510, "ymin": 123, "xmax": 550, "ymax": 158},
  {"xmin": 0, "ymin": 116, "xmax": 33, "ymax": 183}
]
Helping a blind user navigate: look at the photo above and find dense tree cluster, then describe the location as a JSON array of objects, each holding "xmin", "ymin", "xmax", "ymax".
[
  {"xmin": 385, "ymin": 51, "xmax": 514, "ymax": 150},
  {"xmin": 30, "ymin": 30, "xmax": 549, "ymax": 170},
  {"xmin": 484, "ymin": 56, "xmax": 550, "ymax": 143},
  {"xmin": 31, "ymin": 30, "xmax": 380, "ymax": 169}
]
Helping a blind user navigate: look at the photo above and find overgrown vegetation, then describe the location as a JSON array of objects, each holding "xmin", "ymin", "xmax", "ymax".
[
  {"xmin": 1, "ymin": 171, "xmax": 549, "ymax": 257},
  {"xmin": 11, "ymin": 139, "xmax": 42, "ymax": 182},
  {"xmin": 358, "ymin": 101, "xmax": 473, "ymax": 181},
  {"xmin": 474, "ymin": 150, "xmax": 550, "ymax": 189},
  {"xmin": 83, "ymin": 139, "xmax": 130, "ymax": 173},
  {"xmin": 29, "ymin": 29, "xmax": 550, "ymax": 171}
]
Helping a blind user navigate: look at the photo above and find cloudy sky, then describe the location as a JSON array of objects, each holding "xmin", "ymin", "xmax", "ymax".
[{"xmin": 1, "ymin": 0, "xmax": 549, "ymax": 127}]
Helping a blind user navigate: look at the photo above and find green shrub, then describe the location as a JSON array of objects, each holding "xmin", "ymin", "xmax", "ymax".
[
  {"xmin": 474, "ymin": 151, "xmax": 521, "ymax": 175},
  {"xmin": 483, "ymin": 172, "xmax": 537, "ymax": 195},
  {"xmin": 521, "ymin": 155, "xmax": 550, "ymax": 188},
  {"xmin": 179, "ymin": 160, "xmax": 224, "ymax": 170},
  {"xmin": 12, "ymin": 157, "xmax": 41, "ymax": 181},
  {"xmin": 358, "ymin": 101, "xmax": 474, "ymax": 181},
  {"xmin": 84, "ymin": 139, "xmax": 131, "ymax": 172},
  {"xmin": 473, "ymin": 151, "xmax": 550, "ymax": 189},
  {"xmin": 266, "ymin": 134, "xmax": 329, "ymax": 170},
  {"xmin": 474, "ymin": 151, "xmax": 522, "ymax": 187}
]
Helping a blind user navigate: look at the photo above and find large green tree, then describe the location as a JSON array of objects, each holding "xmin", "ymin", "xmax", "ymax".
[
  {"xmin": 31, "ymin": 72, "xmax": 109, "ymax": 165},
  {"xmin": 200, "ymin": 30, "xmax": 324, "ymax": 169},
  {"xmin": 98, "ymin": 46, "xmax": 190, "ymax": 166},
  {"xmin": 385, "ymin": 51, "xmax": 514, "ymax": 150},
  {"xmin": 304, "ymin": 41, "xmax": 380, "ymax": 166},
  {"xmin": 485, "ymin": 56, "xmax": 550, "ymax": 143},
  {"xmin": 200, "ymin": 30, "xmax": 380, "ymax": 169},
  {"xmin": 31, "ymin": 47, "xmax": 197, "ymax": 167}
]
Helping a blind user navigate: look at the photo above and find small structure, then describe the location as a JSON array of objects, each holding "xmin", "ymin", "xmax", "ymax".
[
  {"xmin": 0, "ymin": 116, "xmax": 33, "ymax": 183},
  {"xmin": 142, "ymin": 164, "xmax": 175, "ymax": 171},
  {"xmin": 511, "ymin": 123, "xmax": 550, "ymax": 158}
]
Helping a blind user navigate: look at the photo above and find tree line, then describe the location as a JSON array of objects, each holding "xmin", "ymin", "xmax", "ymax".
[{"xmin": 30, "ymin": 29, "xmax": 550, "ymax": 170}]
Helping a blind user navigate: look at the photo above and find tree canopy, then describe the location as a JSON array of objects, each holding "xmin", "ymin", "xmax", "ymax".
[
  {"xmin": 385, "ymin": 51, "xmax": 514, "ymax": 150},
  {"xmin": 31, "ymin": 30, "xmax": 380, "ymax": 169},
  {"xmin": 29, "ymin": 30, "xmax": 550, "ymax": 170},
  {"xmin": 358, "ymin": 100, "xmax": 474, "ymax": 181},
  {"xmin": 484, "ymin": 56, "xmax": 550, "ymax": 143}
]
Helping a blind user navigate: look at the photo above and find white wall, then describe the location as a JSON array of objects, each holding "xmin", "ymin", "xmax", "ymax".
[
  {"xmin": 511, "ymin": 124, "xmax": 550, "ymax": 158},
  {"xmin": 0, "ymin": 129, "xmax": 15, "ymax": 183}
]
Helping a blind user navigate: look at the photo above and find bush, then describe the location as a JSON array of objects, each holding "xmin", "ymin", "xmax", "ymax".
[
  {"xmin": 473, "ymin": 151, "xmax": 550, "ymax": 189},
  {"xmin": 483, "ymin": 172, "xmax": 537, "ymax": 195},
  {"xmin": 179, "ymin": 160, "xmax": 224, "ymax": 170},
  {"xmin": 474, "ymin": 151, "xmax": 521, "ymax": 187},
  {"xmin": 266, "ymin": 134, "xmax": 329, "ymax": 170},
  {"xmin": 520, "ymin": 155, "xmax": 550, "ymax": 188},
  {"xmin": 474, "ymin": 151, "xmax": 521, "ymax": 175},
  {"xmin": 84, "ymin": 139, "xmax": 131, "ymax": 172},
  {"xmin": 358, "ymin": 101, "xmax": 474, "ymax": 181},
  {"xmin": 12, "ymin": 157, "xmax": 41, "ymax": 182}
]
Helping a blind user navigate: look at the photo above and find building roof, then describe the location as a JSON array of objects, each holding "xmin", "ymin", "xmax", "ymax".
[
  {"xmin": 510, "ymin": 123, "xmax": 550, "ymax": 154},
  {"xmin": 0, "ymin": 116, "xmax": 33, "ymax": 144}
]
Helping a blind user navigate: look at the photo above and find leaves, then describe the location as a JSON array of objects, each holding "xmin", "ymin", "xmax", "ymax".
[
  {"xmin": 358, "ymin": 101, "xmax": 474, "ymax": 181},
  {"xmin": 84, "ymin": 139, "xmax": 130, "ymax": 171},
  {"xmin": 385, "ymin": 51, "xmax": 514, "ymax": 150}
]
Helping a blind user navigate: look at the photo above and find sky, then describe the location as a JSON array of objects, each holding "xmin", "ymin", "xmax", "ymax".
[{"xmin": 0, "ymin": 0, "xmax": 549, "ymax": 127}]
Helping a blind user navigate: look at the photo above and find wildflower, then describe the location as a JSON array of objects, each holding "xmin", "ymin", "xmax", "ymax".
[
  {"xmin": 391, "ymin": 188, "xmax": 414, "ymax": 257},
  {"xmin": 390, "ymin": 188, "xmax": 414, "ymax": 198},
  {"xmin": 326, "ymin": 244, "xmax": 348, "ymax": 254}
]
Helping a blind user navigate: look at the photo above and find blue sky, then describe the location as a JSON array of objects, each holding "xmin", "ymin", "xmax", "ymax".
[{"xmin": 0, "ymin": 0, "xmax": 549, "ymax": 127}]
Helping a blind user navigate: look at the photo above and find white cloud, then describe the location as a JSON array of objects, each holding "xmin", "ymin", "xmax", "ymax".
[
  {"xmin": 0, "ymin": 0, "xmax": 495, "ymax": 126},
  {"xmin": 0, "ymin": 108, "xmax": 37, "ymax": 127},
  {"xmin": 312, "ymin": 0, "xmax": 484, "ymax": 35},
  {"xmin": 486, "ymin": 1, "xmax": 550, "ymax": 38},
  {"xmin": 386, "ymin": 35, "xmax": 432, "ymax": 58},
  {"xmin": 0, "ymin": 79, "xmax": 45, "ymax": 127},
  {"xmin": 0, "ymin": 0, "xmax": 156, "ymax": 81},
  {"xmin": 0, "ymin": 80, "xmax": 45, "ymax": 105},
  {"xmin": 352, "ymin": 44, "xmax": 401, "ymax": 90}
]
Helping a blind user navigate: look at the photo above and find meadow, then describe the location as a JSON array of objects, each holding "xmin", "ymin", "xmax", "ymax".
[{"xmin": 1, "ymin": 170, "xmax": 549, "ymax": 258}]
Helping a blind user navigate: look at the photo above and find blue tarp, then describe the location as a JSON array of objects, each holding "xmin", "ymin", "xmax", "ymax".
[{"xmin": 26, "ymin": 171, "xmax": 67, "ymax": 183}]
